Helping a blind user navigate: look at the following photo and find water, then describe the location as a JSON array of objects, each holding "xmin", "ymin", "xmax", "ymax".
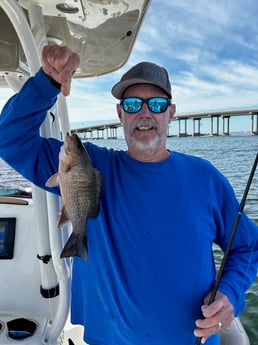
[{"xmin": 0, "ymin": 134, "xmax": 257, "ymax": 344}]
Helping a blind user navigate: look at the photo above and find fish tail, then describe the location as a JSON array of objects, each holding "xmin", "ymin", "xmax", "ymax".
[{"xmin": 60, "ymin": 232, "xmax": 88, "ymax": 261}]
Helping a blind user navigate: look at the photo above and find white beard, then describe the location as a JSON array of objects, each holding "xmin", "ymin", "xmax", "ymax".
[{"xmin": 132, "ymin": 134, "xmax": 160, "ymax": 153}]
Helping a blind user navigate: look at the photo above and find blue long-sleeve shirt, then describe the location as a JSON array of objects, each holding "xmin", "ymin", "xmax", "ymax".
[{"xmin": 0, "ymin": 69, "xmax": 257, "ymax": 345}]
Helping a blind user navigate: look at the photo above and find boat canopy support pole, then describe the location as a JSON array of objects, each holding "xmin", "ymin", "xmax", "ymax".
[{"xmin": 0, "ymin": 1, "xmax": 72, "ymax": 343}]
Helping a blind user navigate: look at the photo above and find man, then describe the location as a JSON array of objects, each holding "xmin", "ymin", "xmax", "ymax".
[{"xmin": 0, "ymin": 45, "xmax": 257, "ymax": 345}]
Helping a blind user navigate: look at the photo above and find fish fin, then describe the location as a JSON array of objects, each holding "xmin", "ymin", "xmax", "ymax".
[
  {"xmin": 60, "ymin": 232, "xmax": 88, "ymax": 261},
  {"xmin": 57, "ymin": 206, "xmax": 70, "ymax": 227},
  {"xmin": 45, "ymin": 173, "xmax": 60, "ymax": 187}
]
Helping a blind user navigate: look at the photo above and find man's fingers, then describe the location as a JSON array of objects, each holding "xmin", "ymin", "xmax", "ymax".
[
  {"xmin": 61, "ymin": 79, "xmax": 72, "ymax": 97},
  {"xmin": 42, "ymin": 45, "xmax": 69, "ymax": 71},
  {"xmin": 201, "ymin": 300, "xmax": 223, "ymax": 318},
  {"xmin": 194, "ymin": 317, "xmax": 226, "ymax": 343},
  {"xmin": 194, "ymin": 292, "xmax": 234, "ymax": 342},
  {"xmin": 41, "ymin": 45, "xmax": 80, "ymax": 96}
]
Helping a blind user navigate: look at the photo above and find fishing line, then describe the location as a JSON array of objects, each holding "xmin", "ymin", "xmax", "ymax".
[{"xmin": 195, "ymin": 152, "xmax": 258, "ymax": 345}]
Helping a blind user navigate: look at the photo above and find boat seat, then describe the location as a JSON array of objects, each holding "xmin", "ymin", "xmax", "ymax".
[{"xmin": 0, "ymin": 196, "xmax": 29, "ymax": 205}]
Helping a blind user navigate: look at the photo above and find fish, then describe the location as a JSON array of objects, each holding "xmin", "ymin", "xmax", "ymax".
[{"xmin": 46, "ymin": 132, "xmax": 102, "ymax": 260}]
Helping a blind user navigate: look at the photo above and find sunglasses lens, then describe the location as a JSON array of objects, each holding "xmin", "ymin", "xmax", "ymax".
[
  {"xmin": 122, "ymin": 98, "xmax": 142, "ymax": 113},
  {"xmin": 121, "ymin": 97, "xmax": 170, "ymax": 113},
  {"xmin": 148, "ymin": 98, "xmax": 169, "ymax": 113}
]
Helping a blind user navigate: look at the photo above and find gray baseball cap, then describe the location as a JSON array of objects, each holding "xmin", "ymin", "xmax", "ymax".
[{"xmin": 111, "ymin": 61, "xmax": 172, "ymax": 99}]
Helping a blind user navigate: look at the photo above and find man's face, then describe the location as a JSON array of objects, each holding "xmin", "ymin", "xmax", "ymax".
[{"xmin": 117, "ymin": 83, "xmax": 176, "ymax": 162}]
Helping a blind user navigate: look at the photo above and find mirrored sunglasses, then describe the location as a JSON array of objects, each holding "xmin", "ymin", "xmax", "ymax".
[{"xmin": 120, "ymin": 97, "xmax": 171, "ymax": 114}]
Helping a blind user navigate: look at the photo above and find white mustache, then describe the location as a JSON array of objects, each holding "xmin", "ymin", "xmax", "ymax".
[{"xmin": 131, "ymin": 119, "xmax": 158, "ymax": 131}]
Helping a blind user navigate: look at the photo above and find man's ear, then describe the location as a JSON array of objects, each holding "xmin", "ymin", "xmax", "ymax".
[
  {"xmin": 169, "ymin": 103, "xmax": 176, "ymax": 123},
  {"xmin": 117, "ymin": 103, "xmax": 123, "ymax": 123}
]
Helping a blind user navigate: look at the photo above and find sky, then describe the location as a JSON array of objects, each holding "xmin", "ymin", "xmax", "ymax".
[{"xmin": 1, "ymin": 0, "xmax": 258, "ymax": 132}]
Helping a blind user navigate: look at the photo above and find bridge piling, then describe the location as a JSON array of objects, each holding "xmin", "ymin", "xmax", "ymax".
[
  {"xmin": 251, "ymin": 113, "xmax": 258, "ymax": 135},
  {"xmin": 192, "ymin": 118, "xmax": 201, "ymax": 136},
  {"xmin": 222, "ymin": 115, "xmax": 230, "ymax": 135},
  {"xmin": 210, "ymin": 115, "xmax": 220, "ymax": 136},
  {"xmin": 178, "ymin": 118, "xmax": 188, "ymax": 137}
]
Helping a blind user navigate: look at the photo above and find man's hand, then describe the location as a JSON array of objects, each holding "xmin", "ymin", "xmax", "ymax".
[
  {"xmin": 41, "ymin": 45, "xmax": 80, "ymax": 96},
  {"xmin": 194, "ymin": 291, "xmax": 234, "ymax": 343}
]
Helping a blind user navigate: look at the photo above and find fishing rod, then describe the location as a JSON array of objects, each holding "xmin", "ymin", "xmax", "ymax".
[{"xmin": 195, "ymin": 152, "xmax": 258, "ymax": 345}]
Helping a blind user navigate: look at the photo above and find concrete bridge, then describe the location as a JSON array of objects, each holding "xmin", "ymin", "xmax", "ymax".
[{"xmin": 72, "ymin": 108, "xmax": 258, "ymax": 139}]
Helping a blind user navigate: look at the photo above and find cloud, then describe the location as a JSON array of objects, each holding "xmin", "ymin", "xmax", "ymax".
[{"xmin": 132, "ymin": 0, "xmax": 258, "ymax": 116}]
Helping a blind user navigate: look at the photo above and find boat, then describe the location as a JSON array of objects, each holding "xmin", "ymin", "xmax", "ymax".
[{"xmin": 0, "ymin": 1, "xmax": 251, "ymax": 344}]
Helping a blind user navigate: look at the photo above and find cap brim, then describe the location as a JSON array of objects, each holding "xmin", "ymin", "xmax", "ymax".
[{"xmin": 111, "ymin": 78, "xmax": 171, "ymax": 99}]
